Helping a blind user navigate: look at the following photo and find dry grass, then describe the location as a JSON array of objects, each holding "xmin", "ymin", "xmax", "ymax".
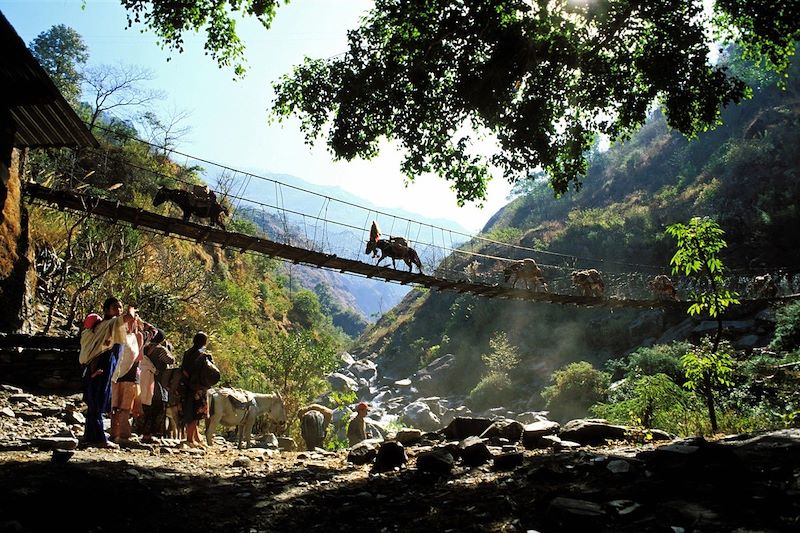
[{"xmin": 0, "ymin": 149, "xmax": 23, "ymax": 279}]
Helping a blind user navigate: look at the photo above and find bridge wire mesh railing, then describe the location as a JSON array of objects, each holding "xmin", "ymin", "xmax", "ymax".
[{"xmin": 22, "ymin": 136, "xmax": 800, "ymax": 303}]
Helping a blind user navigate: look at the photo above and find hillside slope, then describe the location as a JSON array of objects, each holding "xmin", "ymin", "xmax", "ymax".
[{"xmin": 351, "ymin": 57, "xmax": 800, "ymax": 401}]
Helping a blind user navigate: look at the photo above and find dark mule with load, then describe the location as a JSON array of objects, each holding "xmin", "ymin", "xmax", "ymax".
[
  {"xmin": 153, "ymin": 186, "xmax": 229, "ymax": 229},
  {"xmin": 365, "ymin": 221, "xmax": 423, "ymax": 274}
]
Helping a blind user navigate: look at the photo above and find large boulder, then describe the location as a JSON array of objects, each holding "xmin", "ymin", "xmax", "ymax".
[
  {"xmin": 417, "ymin": 397, "xmax": 445, "ymax": 417},
  {"xmin": 416, "ymin": 447, "xmax": 455, "ymax": 474},
  {"xmin": 479, "ymin": 419, "xmax": 524, "ymax": 443},
  {"xmin": 628, "ymin": 310, "xmax": 664, "ymax": 343},
  {"xmin": 347, "ymin": 439, "xmax": 381, "ymax": 465},
  {"xmin": 401, "ymin": 401, "xmax": 441, "ymax": 432},
  {"xmin": 373, "ymin": 441, "xmax": 407, "ymax": 472},
  {"xmin": 458, "ymin": 436, "xmax": 492, "ymax": 467},
  {"xmin": 441, "ymin": 417, "xmax": 494, "ymax": 441},
  {"xmin": 349, "ymin": 359, "xmax": 378, "ymax": 382},
  {"xmin": 516, "ymin": 411, "xmax": 549, "ymax": 425},
  {"xmin": 410, "ymin": 354, "xmax": 456, "ymax": 396},
  {"xmin": 440, "ymin": 405, "xmax": 471, "ymax": 427},
  {"xmin": 339, "ymin": 352, "xmax": 356, "ymax": 367},
  {"xmin": 560, "ymin": 419, "xmax": 627, "ymax": 445},
  {"xmin": 394, "ymin": 428, "xmax": 423, "ymax": 447},
  {"xmin": 522, "ymin": 420, "xmax": 561, "ymax": 449},
  {"xmin": 327, "ymin": 373, "xmax": 358, "ymax": 393},
  {"xmin": 655, "ymin": 317, "xmax": 696, "ymax": 345},
  {"xmin": 692, "ymin": 320, "xmax": 756, "ymax": 337}
]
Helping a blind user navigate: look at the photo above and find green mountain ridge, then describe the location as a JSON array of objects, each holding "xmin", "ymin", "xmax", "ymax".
[{"xmin": 351, "ymin": 57, "xmax": 800, "ymax": 404}]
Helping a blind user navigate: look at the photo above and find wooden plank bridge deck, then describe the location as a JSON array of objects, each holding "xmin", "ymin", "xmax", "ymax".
[{"xmin": 24, "ymin": 183, "xmax": 795, "ymax": 310}]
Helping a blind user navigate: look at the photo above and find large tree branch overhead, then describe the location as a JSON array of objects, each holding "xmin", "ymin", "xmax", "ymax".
[{"xmin": 121, "ymin": 0, "xmax": 799, "ymax": 203}]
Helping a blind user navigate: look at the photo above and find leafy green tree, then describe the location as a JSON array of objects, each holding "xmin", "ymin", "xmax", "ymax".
[
  {"xmin": 261, "ymin": 331, "xmax": 340, "ymax": 421},
  {"xmin": 666, "ymin": 217, "xmax": 740, "ymax": 350},
  {"xmin": 313, "ymin": 283, "xmax": 368, "ymax": 337},
  {"xmin": 482, "ymin": 332, "xmax": 520, "ymax": 375},
  {"xmin": 542, "ymin": 361, "xmax": 610, "ymax": 422},
  {"xmin": 287, "ymin": 289, "xmax": 322, "ymax": 329},
  {"xmin": 29, "ymin": 24, "xmax": 89, "ymax": 105},
  {"xmin": 666, "ymin": 217, "xmax": 740, "ymax": 432},
  {"xmin": 681, "ymin": 338, "xmax": 735, "ymax": 433},
  {"xmin": 468, "ymin": 372, "xmax": 514, "ymax": 412},
  {"xmin": 324, "ymin": 390, "xmax": 358, "ymax": 451},
  {"xmin": 122, "ymin": 1, "xmax": 798, "ymax": 203},
  {"xmin": 610, "ymin": 342, "xmax": 692, "ymax": 383}
]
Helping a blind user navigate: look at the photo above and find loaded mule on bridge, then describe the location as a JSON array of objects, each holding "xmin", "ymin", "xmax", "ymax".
[
  {"xmin": 503, "ymin": 258, "xmax": 548, "ymax": 292},
  {"xmin": 571, "ymin": 269, "xmax": 605, "ymax": 297}
]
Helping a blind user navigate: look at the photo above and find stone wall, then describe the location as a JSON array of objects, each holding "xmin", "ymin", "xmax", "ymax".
[{"xmin": 0, "ymin": 333, "xmax": 81, "ymax": 392}]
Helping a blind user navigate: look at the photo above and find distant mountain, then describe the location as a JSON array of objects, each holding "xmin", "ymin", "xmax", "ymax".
[{"xmin": 241, "ymin": 171, "xmax": 471, "ymax": 236}]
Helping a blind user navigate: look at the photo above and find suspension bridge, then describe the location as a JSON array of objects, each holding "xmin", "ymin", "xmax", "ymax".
[{"xmin": 21, "ymin": 135, "xmax": 800, "ymax": 310}]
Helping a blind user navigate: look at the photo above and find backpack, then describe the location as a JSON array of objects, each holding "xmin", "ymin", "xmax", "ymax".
[
  {"xmin": 191, "ymin": 355, "xmax": 221, "ymax": 390},
  {"xmin": 145, "ymin": 344, "xmax": 175, "ymax": 373}
]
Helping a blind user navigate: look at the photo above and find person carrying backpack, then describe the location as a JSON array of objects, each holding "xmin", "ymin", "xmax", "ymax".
[
  {"xmin": 138, "ymin": 328, "xmax": 174, "ymax": 442},
  {"xmin": 180, "ymin": 331, "xmax": 219, "ymax": 448}
]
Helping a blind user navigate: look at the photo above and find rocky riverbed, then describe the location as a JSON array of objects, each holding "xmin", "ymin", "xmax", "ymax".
[{"xmin": 2, "ymin": 383, "xmax": 800, "ymax": 532}]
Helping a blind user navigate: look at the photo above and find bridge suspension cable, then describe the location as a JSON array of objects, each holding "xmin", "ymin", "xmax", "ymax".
[{"xmin": 22, "ymin": 182, "xmax": 800, "ymax": 308}]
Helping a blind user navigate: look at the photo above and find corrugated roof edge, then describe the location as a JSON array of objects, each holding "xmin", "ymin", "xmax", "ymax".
[{"xmin": 1, "ymin": 11, "xmax": 98, "ymax": 148}]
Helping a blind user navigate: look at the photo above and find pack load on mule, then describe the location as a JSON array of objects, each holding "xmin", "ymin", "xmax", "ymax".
[
  {"xmin": 297, "ymin": 404, "xmax": 333, "ymax": 451},
  {"xmin": 153, "ymin": 185, "xmax": 229, "ymax": 229},
  {"xmin": 503, "ymin": 258, "xmax": 548, "ymax": 292},
  {"xmin": 648, "ymin": 274, "xmax": 679, "ymax": 301},
  {"xmin": 571, "ymin": 269, "xmax": 605, "ymax": 297},
  {"xmin": 206, "ymin": 388, "xmax": 287, "ymax": 448},
  {"xmin": 365, "ymin": 220, "xmax": 423, "ymax": 274},
  {"xmin": 749, "ymin": 273, "xmax": 780, "ymax": 299}
]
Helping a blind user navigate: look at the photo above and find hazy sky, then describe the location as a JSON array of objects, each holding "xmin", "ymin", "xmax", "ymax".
[{"xmin": 1, "ymin": 0, "xmax": 513, "ymax": 232}]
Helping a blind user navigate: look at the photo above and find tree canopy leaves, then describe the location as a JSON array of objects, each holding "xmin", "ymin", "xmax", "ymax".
[
  {"xmin": 122, "ymin": 0, "xmax": 799, "ymax": 203},
  {"xmin": 666, "ymin": 217, "xmax": 740, "ymax": 321},
  {"xmin": 29, "ymin": 24, "xmax": 89, "ymax": 105},
  {"xmin": 119, "ymin": 0, "xmax": 285, "ymax": 76}
]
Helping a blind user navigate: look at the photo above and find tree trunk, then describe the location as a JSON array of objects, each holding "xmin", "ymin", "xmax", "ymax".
[{"xmin": 703, "ymin": 374, "xmax": 718, "ymax": 433}]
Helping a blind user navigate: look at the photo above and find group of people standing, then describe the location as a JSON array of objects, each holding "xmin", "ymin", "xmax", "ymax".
[{"xmin": 78, "ymin": 296, "xmax": 214, "ymax": 449}]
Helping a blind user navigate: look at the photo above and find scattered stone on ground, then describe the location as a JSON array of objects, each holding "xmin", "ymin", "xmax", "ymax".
[{"xmin": 2, "ymin": 384, "xmax": 800, "ymax": 532}]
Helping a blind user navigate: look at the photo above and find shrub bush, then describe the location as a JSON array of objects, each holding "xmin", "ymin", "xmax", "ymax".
[
  {"xmin": 623, "ymin": 341, "xmax": 691, "ymax": 382},
  {"xmin": 592, "ymin": 373, "xmax": 690, "ymax": 429},
  {"xmin": 771, "ymin": 301, "xmax": 800, "ymax": 352},
  {"xmin": 542, "ymin": 361, "xmax": 610, "ymax": 422},
  {"xmin": 467, "ymin": 372, "xmax": 514, "ymax": 412}
]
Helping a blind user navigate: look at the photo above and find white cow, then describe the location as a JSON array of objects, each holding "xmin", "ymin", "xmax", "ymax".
[{"xmin": 205, "ymin": 388, "xmax": 287, "ymax": 448}]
